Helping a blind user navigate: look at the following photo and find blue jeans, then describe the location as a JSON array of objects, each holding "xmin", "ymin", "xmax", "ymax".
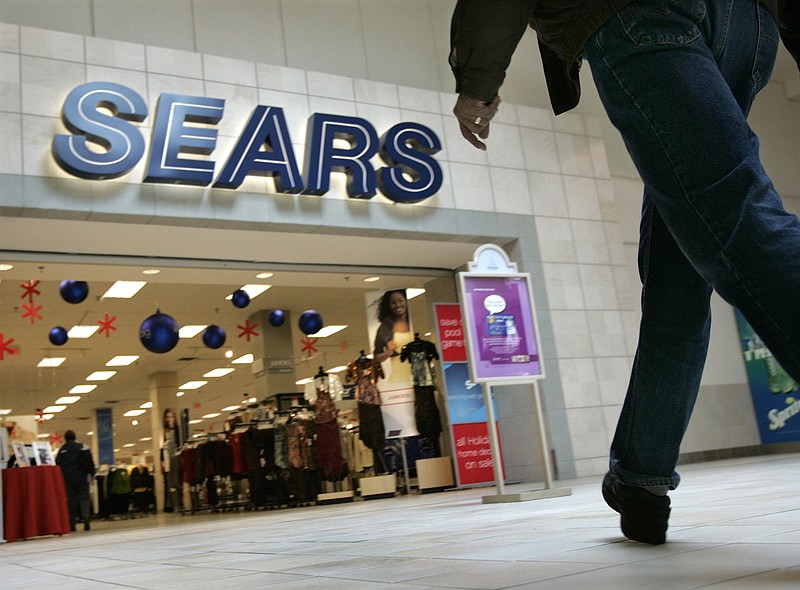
[{"xmin": 585, "ymin": 0, "xmax": 800, "ymax": 490}]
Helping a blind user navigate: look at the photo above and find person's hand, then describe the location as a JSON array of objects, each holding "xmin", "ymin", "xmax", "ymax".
[{"xmin": 453, "ymin": 94, "xmax": 501, "ymax": 150}]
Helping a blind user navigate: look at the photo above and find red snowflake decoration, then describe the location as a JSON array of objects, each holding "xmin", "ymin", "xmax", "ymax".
[
  {"xmin": 0, "ymin": 333, "xmax": 16, "ymax": 361},
  {"xmin": 237, "ymin": 319, "xmax": 259, "ymax": 342},
  {"xmin": 20, "ymin": 279, "xmax": 41, "ymax": 303},
  {"xmin": 21, "ymin": 301, "xmax": 43, "ymax": 325},
  {"xmin": 50, "ymin": 431, "xmax": 64, "ymax": 446},
  {"xmin": 301, "ymin": 336, "xmax": 318, "ymax": 358},
  {"xmin": 98, "ymin": 312, "xmax": 117, "ymax": 338}
]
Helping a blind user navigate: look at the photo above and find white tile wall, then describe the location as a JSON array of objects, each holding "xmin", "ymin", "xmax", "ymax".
[
  {"xmin": 0, "ymin": 112, "xmax": 22, "ymax": 175},
  {"xmin": 398, "ymin": 85, "xmax": 441, "ymax": 114},
  {"xmin": 579, "ymin": 265, "xmax": 618, "ymax": 310},
  {"xmin": 556, "ymin": 132, "xmax": 594, "ymax": 178},
  {"xmin": 86, "ymin": 37, "xmax": 146, "ymax": 71},
  {"xmin": 529, "ymin": 171, "xmax": 568, "ymax": 217},
  {"xmin": 21, "ymin": 26, "xmax": 83, "ymax": 62},
  {"xmin": 520, "ymin": 127, "xmax": 560, "ymax": 173},
  {"xmin": 541, "ymin": 263, "xmax": 584, "ymax": 310},
  {"xmin": 21, "ymin": 56, "xmax": 85, "ymax": 117},
  {"xmin": 0, "ymin": 22, "xmax": 19, "ymax": 53},
  {"xmin": 563, "ymin": 175, "xmax": 602, "ymax": 220},
  {"xmin": 0, "ymin": 51, "xmax": 20, "ymax": 112},
  {"xmin": 558, "ymin": 357, "xmax": 602, "ymax": 408},
  {"xmin": 203, "ymin": 55, "xmax": 257, "ymax": 87},
  {"xmin": 257, "ymin": 64, "xmax": 307, "ymax": 95},
  {"xmin": 145, "ymin": 46, "xmax": 202, "ymax": 79},
  {"xmin": 490, "ymin": 168, "xmax": 531, "ymax": 215}
]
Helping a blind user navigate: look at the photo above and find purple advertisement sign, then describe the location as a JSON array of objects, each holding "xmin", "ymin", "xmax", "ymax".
[{"xmin": 459, "ymin": 274, "xmax": 543, "ymax": 383}]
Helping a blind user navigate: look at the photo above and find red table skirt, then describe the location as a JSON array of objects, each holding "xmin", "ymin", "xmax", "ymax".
[{"xmin": 3, "ymin": 465, "xmax": 71, "ymax": 542}]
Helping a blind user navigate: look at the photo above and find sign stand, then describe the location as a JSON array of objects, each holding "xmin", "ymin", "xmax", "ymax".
[{"xmin": 458, "ymin": 244, "xmax": 571, "ymax": 504}]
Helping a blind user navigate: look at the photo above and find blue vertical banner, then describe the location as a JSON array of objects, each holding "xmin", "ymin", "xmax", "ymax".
[
  {"xmin": 95, "ymin": 407, "xmax": 114, "ymax": 465},
  {"xmin": 734, "ymin": 309, "xmax": 800, "ymax": 443}
]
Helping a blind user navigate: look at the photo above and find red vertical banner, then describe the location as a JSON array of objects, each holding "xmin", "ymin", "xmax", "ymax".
[
  {"xmin": 452, "ymin": 422, "xmax": 504, "ymax": 485},
  {"xmin": 434, "ymin": 303, "xmax": 467, "ymax": 363}
]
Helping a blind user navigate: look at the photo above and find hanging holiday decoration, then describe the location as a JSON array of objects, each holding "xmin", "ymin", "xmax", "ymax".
[
  {"xmin": 49, "ymin": 326, "xmax": 69, "ymax": 346},
  {"xmin": 34, "ymin": 408, "xmax": 46, "ymax": 422},
  {"xmin": 0, "ymin": 333, "xmax": 16, "ymax": 360},
  {"xmin": 59, "ymin": 280, "xmax": 89, "ymax": 304},
  {"xmin": 298, "ymin": 310, "xmax": 323, "ymax": 335},
  {"xmin": 20, "ymin": 279, "xmax": 41, "ymax": 303},
  {"xmin": 49, "ymin": 431, "xmax": 64, "ymax": 446},
  {"xmin": 21, "ymin": 301, "xmax": 43, "ymax": 325},
  {"xmin": 237, "ymin": 319, "xmax": 259, "ymax": 343},
  {"xmin": 268, "ymin": 309, "xmax": 286, "ymax": 327},
  {"xmin": 231, "ymin": 288, "xmax": 250, "ymax": 309},
  {"xmin": 203, "ymin": 324, "xmax": 226, "ymax": 349},
  {"xmin": 98, "ymin": 312, "xmax": 117, "ymax": 338},
  {"xmin": 301, "ymin": 336, "xmax": 318, "ymax": 358},
  {"xmin": 139, "ymin": 309, "xmax": 180, "ymax": 354}
]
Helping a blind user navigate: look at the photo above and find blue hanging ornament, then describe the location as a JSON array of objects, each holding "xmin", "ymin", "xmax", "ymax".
[
  {"xmin": 268, "ymin": 309, "xmax": 286, "ymax": 327},
  {"xmin": 139, "ymin": 309, "xmax": 180, "ymax": 354},
  {"xmin": 49, "ymin": 326, "xmax": 68, "ymax": 346},
  {"xmin": 202, "ymin": 324, "xmax": 226, "ymax": 349},
  {"xmin": 59, "ymin": 280, "xmax": 89, "ymax": 304},
  {"xmin": 298, "ymin": 310, "xmax": 323, "ymax": 335},
  {"xmin": 231, "ymin": 289, "xmax": 250, "ymax": 309}
]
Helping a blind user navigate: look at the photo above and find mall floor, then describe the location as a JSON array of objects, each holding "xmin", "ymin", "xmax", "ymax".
[{"xmin": 2, "ymin": 454, "xmax": 800, "ymax": 589}]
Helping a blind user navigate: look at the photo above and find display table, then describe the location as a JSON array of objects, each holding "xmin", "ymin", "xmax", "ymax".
[{"xmin": 2, "ymin": 465, "xmax": 71, "ymax": 542}]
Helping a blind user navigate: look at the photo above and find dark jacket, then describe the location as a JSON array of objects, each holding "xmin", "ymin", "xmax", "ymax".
[
  {"xmin": 450, "ymin": 0, "xmax": 797, "ymax": 115},
  {"xmin": 56, "ymin": 440, "xmax": 95, "ymax": 486}
]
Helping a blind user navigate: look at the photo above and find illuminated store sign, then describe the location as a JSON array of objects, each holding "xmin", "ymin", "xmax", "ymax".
[{"xmin": 52, "ymin": 81, "xmax": 443, "ymax": 204}]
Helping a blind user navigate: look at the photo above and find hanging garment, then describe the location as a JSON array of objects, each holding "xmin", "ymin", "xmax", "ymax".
[
  {"xmin": 357, "ymin": 402, "xmax": 386, "ymax": 451},
  {"xmin": 346, "ymin": 356, "xmax": 385, "ymax": 405},
  {"xmin": 400, "ymin": 337, "xmax": 440, "ymax": 387},
  {"xmin": 314, "ymin": 419, "xmax": 344, "ymax": 481},
  {"xmin": 414, "ymin": 385, "xmax": 443, "ymax": 442}
]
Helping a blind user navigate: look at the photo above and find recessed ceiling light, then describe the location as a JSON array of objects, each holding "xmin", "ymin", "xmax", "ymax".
[
  {"xmin": 176, "ymin": 391, "xmax": 185, "ymax": 397},
  {"xmin": 221, "ymin": 405, "xmax": 240, "ymax": 411},
  {"xmin": 327, "ymin": 365, "xmax": 348, "ymax": 373},
  {"xmin": 256, "ymin": 272, "xmax": 273, "ymax": 279},
  {"xmin": 203, "ymin": 368, "xmax": 235, "ymax": 378},
  {"xmin": 70, "ymin": 385, "xmax": 97, "ymax": 394},
  {"xmin": 407, "ymin": 288, "xmax": 426, "ymax": 299},
  {"xmin": 248, "ymin": 397, "xmax": 257, "ymax": 403},
  {"xmin": 309, "ymin": 325, "xmax": 347, "ymax": 338},
  {"xmin": 179, "ymin": 325, "xmax": 207, "ymax": 338},
  {"xmin": 140, "ymin": 401, "xmax": 153, "ymax": 409},
  {"xmin": 37, "ymin": 433, "xmax": 50, "ymax": 439},
  {"xmin": 0, "ymin": 409, "xmax": 12, "ymax": 416},
  {"xmin": 86, "ymin": 431, "xmax": 94, "ymax": 436},
  {"xmin": 87, "ymin": 371, "xmax": 117, "ymax": 381},
  {"xmin": 0, "ymin": 263, "xmax": 13, "ymax": 271},
  {"xmin": 179, "ymin": 381, "xmax": 207, "ymax": 390},
  {"xmin": 232, "ymin": 354, "xmax": 254, "ymax": 364},
  {"xmin": 38, "ymin": 357, "xmax": 66, "ymax": 368},
  {"xmin": 224, "ymin": 284, "xmax": 271, "ymax": 300},
  {"xmin": 43, "ymin": 405, "xmax": 66, "ymax": 413},
  {"xmin": 140, "ymin": 437, "xmax": 152, "ymax": 442},
  {"xmin": 102, "ymin": 280, "xmax": 146, "ymax": 299},
  {"xmin": 142, "ymin": 269, "xmax": 160, "ymax": 275},
  {"xmin": 68, "ymin": 325, "xmax": 100, "ymax": 338},
  {"xmin": 188, "ymin": 419, "xmax": 202, "ymax": 424},
  {"xmin": 123, "ymin": 409, "xmax": 146, "ymax": 417},
  {"xmin": 225, "ymin": 350, "xmax": 233, "ymax": 359},
  {"xmin": 202, "ymin": 413, "xmax": 221, "ymax": 419},
  {"xmin": 364, "ymin": 276, "xmax": 381, "ymax": 282},
  {"xmin": 123, "ymin": 443, "xmax": 135, "ymax": 448},
  {"xmin": 106, "ymin": 355, "xmax": 139, "ymax": 367},
  {"xmin": 131, "ymin": 420, "xmax": 139, "ymax": 426},
  {"xmin": 55, "ymin": 396, "xmax": 80, "ymax": 404}
]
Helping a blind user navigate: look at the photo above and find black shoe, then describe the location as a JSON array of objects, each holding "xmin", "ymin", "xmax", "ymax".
[
  {"xmin": 84, "ymin": 521, "xmax": 91, "ymax": 531},
  {"xmin": 603, "ymin": 472, "xmax": 670, "ymax": 545}
]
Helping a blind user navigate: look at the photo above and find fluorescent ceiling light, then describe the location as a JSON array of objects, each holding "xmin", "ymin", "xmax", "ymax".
[
  {"xmin": 176, "ymin": 391, "xmax": 185, "ymax": 397},
  {"xmin": 0, "ymin": 409, "xmax": 11, "ymax": 415},
  {"xmin": 86, "ymin": 431, "xmax": 94, "ymax": 436},
  {"xmin": 123, "ymin": 443, "xmax": 135, "ymax": 448},
  {"xmin": 70, "ymin": 384, "xmax": 97, "ymax": 394},
  {"xmin": 41, "ymin": 414, "xmax": 54, "ymax": 421},
  {"xmin": 140, "ymin": 401, "xmax": 153, "ymax": 409},
  {"xmin": 188, "ymin": 419, "xmax": 202, "ymax": 424},
  {"xmin": 310, "ymin": 325, "xmax": 347, "ymax": 338},
  {"xmin": 0, "ymin": 263, "xmax": 13, "ymax": 271},
  {"xmin": 256, "ymin": 272, "xmax": 273, "ymax": 279},
  {"xmin": 43, "ymin": 405, "xmax": 66, "ymax": 413},
  {"xmin": 123, "ymin": 409, "xmax": 146, "ymax": 417},
  {"xmin": 221, "ymin": 405, "xmax": 241, "ymax": 411},
  {"xmin": 87, "ymin": 371, "xmax": 117, "ymax": 381},
  {"xmin": 204, "ymin": 368, "xmax": 234, "ymax": 378},
  {"xmin": 224, "ymin": 284, "xmax": 271, "ymax": 300},
  {"xmin": 106, "ymin": 355, "xmax": 139, "ymax": 367},
  {"xmin": 327, "ymin": 365, "xmax": 348, "ymax": 373},
  {"xmin": 364, "ymin": 276, "xmax": 381, "ymax": 282},
  {"xmin": 407, "ymin": 288, "xmax": 426, "ymax": 299},
  {"xmin": 102, "ymin": 280, "xmax": 146, "ymax": 299},
  {"xmin": 37, "ymin": 433, "xmax": 50, "ymax": 439},
  {"xmin": 248, "ymin": 397, "xmax": 257, "ymax": 403},
  {"xmin": 68, "ymin": 325, "xmax": 99, "ymax": 338},
  {"xmin": 179, "ymin": 381, "xmax": 207, "ymax": 390},
  {"xmin": 140, "ymin": 437, "xmax": 152, "ymax": 442},
  {"xmin": 38, "ymin": 357, "xmax": 66, "ymax": 368},
  {"xmin": 179, "ymin": 325, "xmax": 206, "ymax": 338},
  {"xmin": 296, "ymin": 377, "xmax": 312, "ymax": 385},
  {"xmin": 202, "ymin": 413, "xmax": 221, "ymax": 419},
  {"xmin": 142, "ymin": 269, "xmax": 160, "ymax": 275},
  {"xmin": 232, "ymin": 354, "xmax": 254, "ymax": 364},
  {"xmin": 55, "ymin": 396, "xmax": 80, "ymax": 404}
]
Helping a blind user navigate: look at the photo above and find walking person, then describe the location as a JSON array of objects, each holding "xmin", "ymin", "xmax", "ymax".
[
  {"xmin": 56, "ymin": 429, "xmax": 96, "ymax": 531},
  {"xmin": 450, "ymin": 0, "xmax": 800, "ymax": 544}
]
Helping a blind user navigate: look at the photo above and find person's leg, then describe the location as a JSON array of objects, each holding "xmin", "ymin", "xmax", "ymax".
[
  {"xmin": 64, "ymin": 482, "xmax": 78, "ymax": 530},
  {"xmin": 77, "ymin": 483, "xmax": 91, "ymax": 529}
]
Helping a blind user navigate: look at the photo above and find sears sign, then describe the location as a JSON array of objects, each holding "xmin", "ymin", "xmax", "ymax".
[{"xmin": 52, "ymin": 81, "xmax": 443, "ymax": 204}]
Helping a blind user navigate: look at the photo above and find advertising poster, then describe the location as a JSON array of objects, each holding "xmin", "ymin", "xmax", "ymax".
[
  {"xmin": 734, "ymin": 309, "xmax": 800, "ymax": 443},
  {"xmin": 434, "ymin": 303, "xmax": 468, "ymax": 362},
  {"xmin": 459, "ymin": 275, "xmax": 543, "ymax": 383},
  {"xmin": 443, "ymin": 362, "xmax": 503, "ymax": 486},
  {"xmin": 364, "ymin": 289, "xmax": 417, "ymax": 437}
]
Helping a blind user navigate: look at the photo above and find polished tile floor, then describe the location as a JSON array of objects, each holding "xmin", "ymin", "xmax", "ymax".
[{"xmin": 2, "ymin": 454, "xmax": 799, "ymax": 589}]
